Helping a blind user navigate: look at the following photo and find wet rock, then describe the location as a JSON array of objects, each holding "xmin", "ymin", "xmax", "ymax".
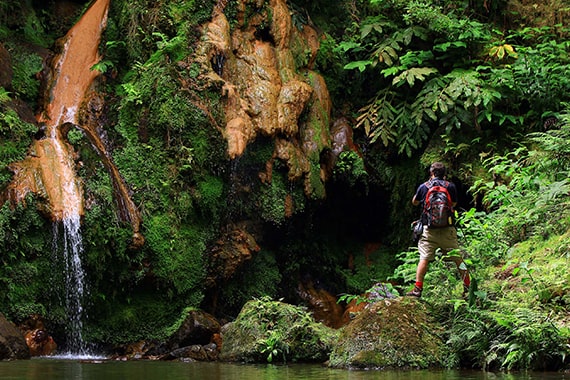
[
  {"xmin": 206, "ymin": 227, "xmax": 260, "ymax": 288},
  {"xmin": 0, "ymin": 313, "xmax": 30, "ymax": 360},
  {"xmin": 19, "ymin": 314, "xmax": 57, "ymax": 357},
  {"xmin": 24, "ymin": 329, "xmax": 57, "ymax": 356},
  {"xmin": 168, "ymin": 310, "xmax": 221, "ymax": 348},
  {"xmin": 200, "ymin": 0, "xmax": 332, "ymax": 199},
  {"xmin": 296, "ymin": 278, "xmax": 345, "ymax": 329}
]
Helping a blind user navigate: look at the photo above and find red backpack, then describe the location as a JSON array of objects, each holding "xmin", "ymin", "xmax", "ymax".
[{"xmin": 423, "ymin": 180, "xmax": 454, "ymax": 228}]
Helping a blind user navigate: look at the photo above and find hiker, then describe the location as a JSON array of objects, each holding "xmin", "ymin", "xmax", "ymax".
[{"xmin": 406, "ymin": 162, "xmax": 470, "ymax": 298}]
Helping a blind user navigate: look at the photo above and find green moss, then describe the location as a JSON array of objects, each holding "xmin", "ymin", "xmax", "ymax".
[
  {"xmin": 258, "ymin": 172, "xmax": 290, "ymax": 225},
  {"xmin": 0, "ymin": 108, "xmax": 36, "ymax": 187},
  {"xmin": 329, "ymin": 298, "xmax": 444, "ymax": 369},
  {"xmin": 195, "ymin": 175, "xmax": 224, "ymax": 217},
  {"xmin": 145, "ymin": 213, "xmax": 206, "ymax": 297},
  {"xmin": 214, "ymin": 250, "xmax": 282, "ymax": 316},
  {"xmin": 6, "ymin": 42, "xmax": 43, "ymax": 103},
  {"xmin": 87, "ymin": 293, "xmax": 182, "ymax": 345},
  {"xmin": 220, "ymin": 297, "xmax": 339, "ymax": 363},
  {"xmin": 0, "ymin": 199, "xmax": 51, "ymax": 322}
]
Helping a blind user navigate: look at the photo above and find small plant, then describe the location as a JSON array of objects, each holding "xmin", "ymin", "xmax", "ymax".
[{"xmin": 260, "ymin": 330, "xmax": 290, "ymax": 363}]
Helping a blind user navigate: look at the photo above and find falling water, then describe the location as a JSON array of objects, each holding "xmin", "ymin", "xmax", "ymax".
[{"xmin": 52, "ymin": 214, "xmax": 89, "ymax": 357}]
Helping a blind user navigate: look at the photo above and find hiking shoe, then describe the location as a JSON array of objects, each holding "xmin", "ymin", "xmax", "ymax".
[{"xmin": 406, "ymin": 286, "xmax": 422, "ymax": 298}]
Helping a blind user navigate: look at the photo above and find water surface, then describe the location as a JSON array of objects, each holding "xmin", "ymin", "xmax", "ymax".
[{"xmin": 0, "ymin": 359, "xmax": 568, "ymax": 380}]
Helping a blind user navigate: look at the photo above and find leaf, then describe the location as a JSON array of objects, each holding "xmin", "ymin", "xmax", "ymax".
[
  {"xmin": 344, "ymin": 60, "xmax": 373, "ymax": 72},
  {"xmin": 392, "ymin": 67, "xmax": 437, "ymax": 87},
  {"xmin": 336, "ymin": 41, "xmax": 361, "ymax": 53}
]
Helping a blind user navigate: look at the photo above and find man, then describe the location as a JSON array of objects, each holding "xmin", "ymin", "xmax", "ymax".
[{"xmin": 406, "ymin": 162, "xmax": 470, "ymax": 298}]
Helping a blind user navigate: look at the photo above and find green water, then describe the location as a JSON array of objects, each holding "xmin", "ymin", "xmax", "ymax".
[{"xmin": 0, "ymin": 360, "xmax": 568, "ymax": 380}]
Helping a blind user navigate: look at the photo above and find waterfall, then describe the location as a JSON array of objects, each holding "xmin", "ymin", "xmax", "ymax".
[
  {"xmin": 52, "ymin": 214, "xmax": 89, "ymax": 357},
  {"xmin": 40, "ymin": 0, "xmax": 110, "ymax": 357}
]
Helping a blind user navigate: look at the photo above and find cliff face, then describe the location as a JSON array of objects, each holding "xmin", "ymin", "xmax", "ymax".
[
  {"xmin": 0, "ymin": 0, "xmax": 366, "ymax": 345},
  {"xmin": 200, "ymin": 0, "xmax": 332, "ymax": 198}
]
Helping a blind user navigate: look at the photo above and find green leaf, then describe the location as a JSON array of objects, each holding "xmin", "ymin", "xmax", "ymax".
[{"xmin": 344, "ymin": 60, "xmax": 373, "ymax": 72}]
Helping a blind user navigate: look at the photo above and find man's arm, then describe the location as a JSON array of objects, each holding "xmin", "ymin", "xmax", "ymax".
[{"xmin": 412, "ymin": 195, "xmax": 420, "ymax": 206}]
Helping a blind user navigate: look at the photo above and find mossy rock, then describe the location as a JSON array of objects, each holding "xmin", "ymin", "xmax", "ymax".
[
  {"xmin": 328, "ymin": 297, "xmax": 444, "ymax": 369},
  {"xmin": 219, "ymin": 297, "xmax": 339, "ymax": 363}
]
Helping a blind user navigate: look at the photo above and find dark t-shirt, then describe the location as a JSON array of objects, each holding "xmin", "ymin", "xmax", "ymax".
[{"xmin": 414, "ymin": 178, "xmax": 458, "ymax": 209}]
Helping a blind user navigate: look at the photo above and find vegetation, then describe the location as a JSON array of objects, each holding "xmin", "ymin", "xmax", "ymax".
[{"xmin": 0, "ymin": 0, "xmax": 569, "ymax": 370}]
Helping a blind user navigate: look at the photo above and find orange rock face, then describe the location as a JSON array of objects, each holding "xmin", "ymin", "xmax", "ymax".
[{"xmin": 201, "ymin": 0, "xmax": 333, "ymax": 198}]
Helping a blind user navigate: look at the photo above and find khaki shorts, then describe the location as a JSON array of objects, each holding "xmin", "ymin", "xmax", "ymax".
[{"xmin": 418, "ymin": 226, "xmax": 459, "ymax": 261}]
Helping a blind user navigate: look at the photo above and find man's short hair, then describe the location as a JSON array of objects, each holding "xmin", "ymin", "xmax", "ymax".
[{"xmin": 430, "ymin": 162, "xmax": 446, "ymax": 178}]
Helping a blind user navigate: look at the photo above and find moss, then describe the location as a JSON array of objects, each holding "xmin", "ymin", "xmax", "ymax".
[
  {"xmin": 145, "ymin": 213, "xmax": 206, "ymax": 297},
  {"xmin": 214, "ymin": 249, "xmax": 282, "ymax": 316},
  {"xmin": 257, "ymin": 172, "xmax": 291, "ymax": 225},
  {"xmin": 87, "ymin": 292, "xmax": 183, "ymax": 345},
  {"xmin": 5, "ymin": 43, "xmax": 43, "ymax": 103},
  {"xmin": 0, "ymin": 108, "xmax": 36, "ymax": 188},
  {"xmin": 195, "ymin": 175, "xmax": 224, "ymax": 217},
  {"xmin": 329, "ymin": 298, "xmax": 444, "ymax": 369},
  {"xmin": 220, "ymin": 297, "xmax": 339, "ymax": 363}
]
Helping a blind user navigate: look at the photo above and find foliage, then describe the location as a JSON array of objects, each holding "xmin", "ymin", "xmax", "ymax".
[
  {"xmin": 0, "ymin": 200, "xmax": 51, "ymax": 322},
  {"xmin": 340, "ymin": 1, "xmax": 570, "ymax": 157},
  {"xmin": 333, "ymin": 150, "xmax": 368, "ymax": 186},
  {"xmin": 87, "ymin": 293, "xmax": 183, "ymax": 345},
  {"xmin": 144, "ymin": 213, "xmax": 206, "ymax": 298},
  {"xmin": 0, "ymin": 108, "xmax": 36, "ymax": 187},
  {"xmin": 4, "ymin": 43, "xmax": 43, "ymax": 104},
  {"xmin": 447, "ymin": 307, "xmax": 570, "ymax": 370},
  {"xmin": 397, "ymin": 107, "xmax": 570, "ymax": 370}
]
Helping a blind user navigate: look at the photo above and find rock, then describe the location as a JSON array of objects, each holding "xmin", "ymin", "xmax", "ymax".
[
  {"xmin": 200, "ymin": 0, "xmax": 332, "ymax": 199},
  {"xmin": 24, "ymin": 329, "xmax": 57, "ymax": 356},
  {"xmin": 296, "ymin": 278, "xmax": 345, "ymax": 329},
  {"xmin": 206, "ymin": 227, "xmax": 260, "ymax": 288},
  {"xmin": 219, "ymin": 297, "xmax": 339, "ymax": 363},
  {"xmin": 0, "ymin": 313, "xmax": 30, "ymax": 360},
  {"xmin": 329, "ymin": 297, "xmax": 445, "ymax": 369},
  {"xmin": 168, "ymin": 310, "xmax": 221, "ymax": 348}
]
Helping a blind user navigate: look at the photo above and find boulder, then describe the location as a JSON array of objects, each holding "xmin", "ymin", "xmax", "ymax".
[
  {"xmin": 0, "ymin": 313, "xmax": 30, "ymax": 360},
  {"xmin": 219, "ymin": 297, "xmax": 339, "ymax": 363},
  {"xmin": 328, "ymin": 297, "xmax": 445, "ymax": 369}
]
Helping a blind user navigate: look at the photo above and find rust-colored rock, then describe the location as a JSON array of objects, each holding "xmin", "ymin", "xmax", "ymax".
[
  {"xmin": 206, "ymin": 227, "xmax": 260, "ymax": 287},
  {"xmin": 200, "ymin": 0, "xmax": 332, "ymax": 198},
  {"xmin": 297, "ymin": 278, "xmax": 346, "ymax": 329},
  {"xmin": 24, "ymin": 329, "xmax": 57, "ymax": 356}
]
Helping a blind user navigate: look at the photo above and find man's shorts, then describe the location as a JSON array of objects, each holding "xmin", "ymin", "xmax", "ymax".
[{"xmin": 418, "ymin": 226, "xmax": 459, "ymax": 261}]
